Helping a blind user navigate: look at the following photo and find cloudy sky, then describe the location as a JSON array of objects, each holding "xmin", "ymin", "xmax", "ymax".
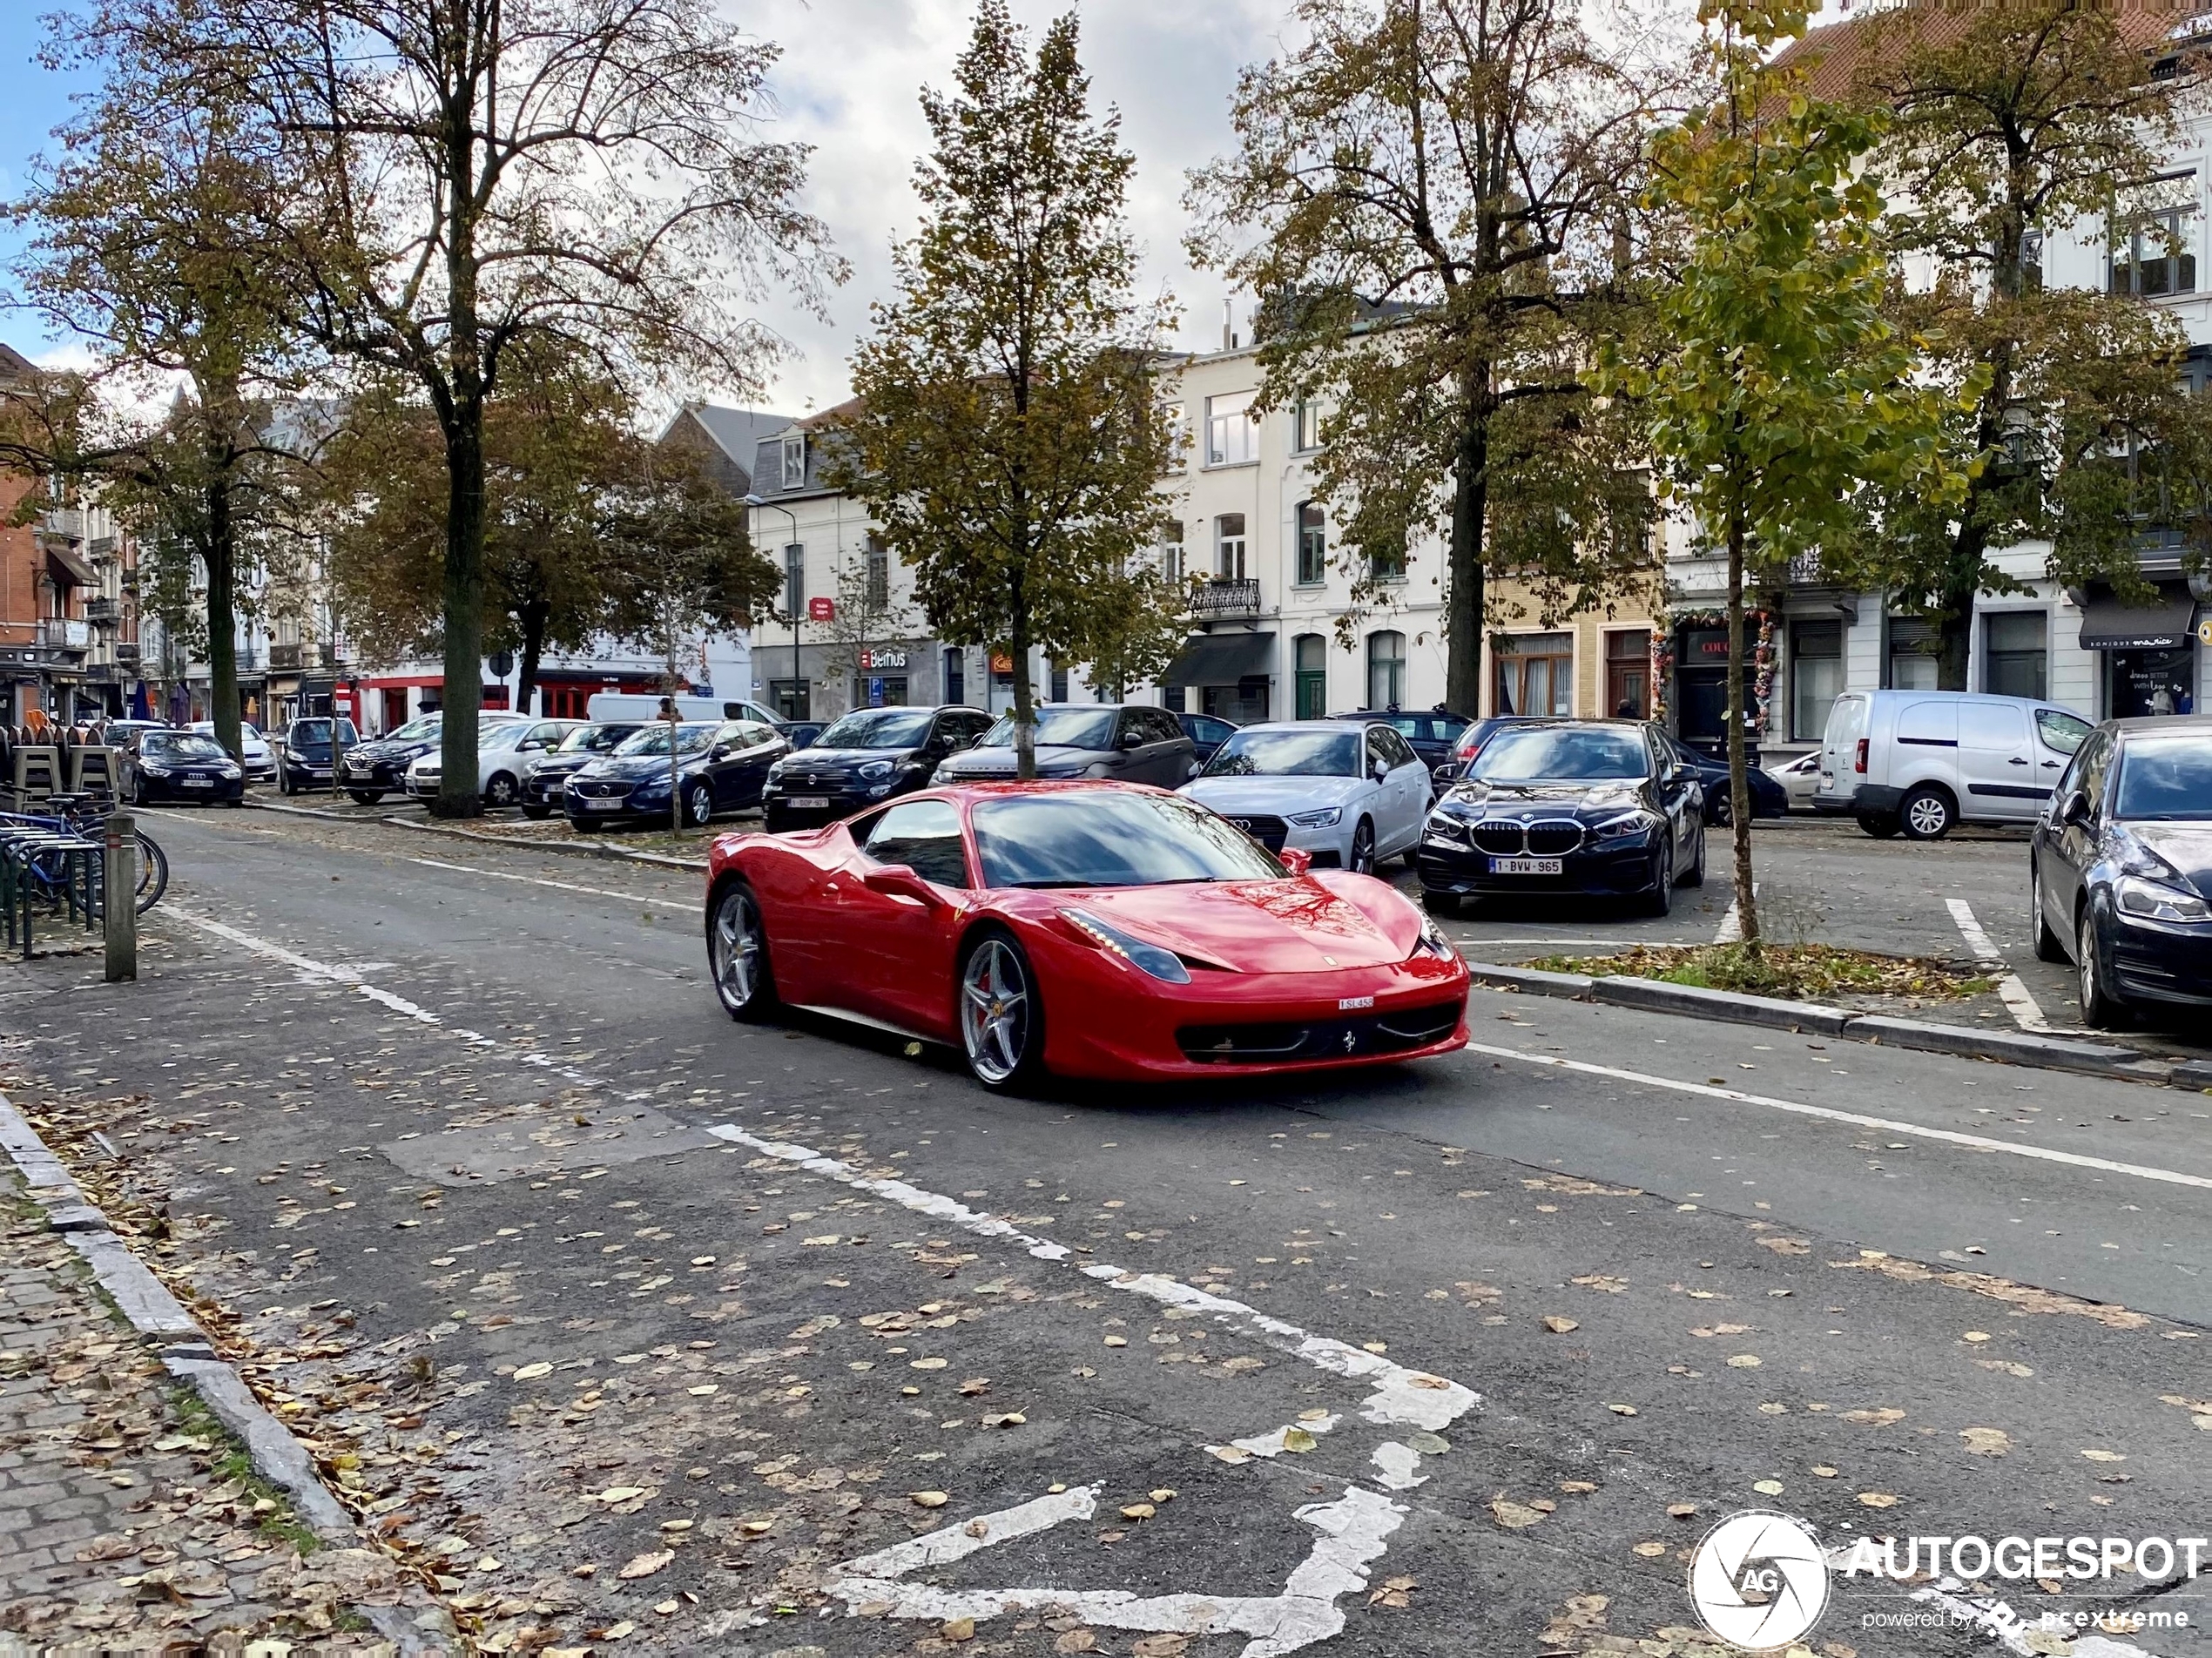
[{"xmin": 0, "ymin": 0, "xmax": 1290, "ymax": 414}]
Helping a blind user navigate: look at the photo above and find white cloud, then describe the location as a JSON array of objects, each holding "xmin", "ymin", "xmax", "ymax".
[{"xmin": 726, "ymin": 0, "xmax": 1286, "ymax": 418}]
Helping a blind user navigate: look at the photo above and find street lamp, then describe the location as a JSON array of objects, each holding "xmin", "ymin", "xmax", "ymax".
[{"xmin": 745, "ymin": 494, "xmax": 801, "ymax": 720}]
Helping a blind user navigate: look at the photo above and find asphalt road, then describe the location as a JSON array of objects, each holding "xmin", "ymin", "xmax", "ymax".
[{"xmin": 3, "ymin": 804, "xmax": 2209, "ymax": 1658}]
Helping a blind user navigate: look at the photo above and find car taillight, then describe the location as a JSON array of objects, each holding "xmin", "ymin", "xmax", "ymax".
[{"xmin": 1854, "ymin": 738, "xmax": 1868, "ymax": 774}]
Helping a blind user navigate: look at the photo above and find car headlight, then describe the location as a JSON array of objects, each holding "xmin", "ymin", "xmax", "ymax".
[
  {"xmin": 1424, "ymin": 813, "xmax": 1469, "ymax": 845},
  {"xmin": 219, "ymin": 763, "xmax": 241, "ymax": 778},
  {"xmin": 1287, "ymin": 805, "xmax": 1342, "ymax": 828},
  {"xmin": 139, "ymin": 764, "xmax": 172, "ymax": 777},
  {"xmin": 857, "ymin": 759, "xmax": 895, "ymax": 780},
  {"xmin": 1413, "ymin": 913, "xmax": 1455, "ymax": 959},
  {"xmin": 1590, "ymin": 810, "xmax": 1656, "ymax": 843},
  {"xmin": 1059, "ymin": 907, "xmax": 1191, "ymax": 984},
  {"xmin": 2115, "ymin": 874, "xmax": 2212, "ymax": 924}
]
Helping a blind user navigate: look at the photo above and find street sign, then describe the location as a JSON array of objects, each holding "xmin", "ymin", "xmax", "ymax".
[{"xmin": 808, "ymin": 596, "xmax": 836, "ymax": 621}]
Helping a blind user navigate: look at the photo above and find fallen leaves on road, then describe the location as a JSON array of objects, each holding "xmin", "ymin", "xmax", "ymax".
[
  {"xmin": 1836, "ymin": 1255, "xmax": 2150, "ymax": 1330},
  {"xmin": 1571, "ymin": 1274, "xmax": 1628, "ymax": 1293},
  {"xmin": 1857, "ymin": 1492, "xmax": 1899, "ymax": 1509},
  {"xmin": 1543, "ymin": 1316, "xmax": 1580, "ymax": 1334},
  {"xmin": 510, "ymin": 1361, "xmax": 552, "ymax": 1381},
  {"xmin": 1724, "ymin": 1355, "xmax": 1761, "ymax": 1369},
  {"xmin": 910, "ymin": 1491, "xmax": 949, "ymax": 1508},
  {"xmin": 1839, "ymin": 1408, "xmax": 1906, "ymax": 1427},
  {"xmin": 1490, "ymin": 1495, "xmax": 1549, "ymax": 1529},
  {"xmin": 1367, "ymin": 1574, "xmax": 1417, "ymax": 1609},
  {"xmin": 1607, "ymin": 1403, "xmax": 1637, "ymax": 1416},
  {"xmin": 1959, "ymin": 1427, "xmax": 2012, "ymax": 1457},
  {"xmin": 616, "ymin": 1551, "xmax": 672, "ymax": 1580}
]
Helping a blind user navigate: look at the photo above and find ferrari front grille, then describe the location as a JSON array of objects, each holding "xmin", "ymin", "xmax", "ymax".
[{"xmin": 1176, "ymin": 999, "xmax": 1464, "ymax": 1063}]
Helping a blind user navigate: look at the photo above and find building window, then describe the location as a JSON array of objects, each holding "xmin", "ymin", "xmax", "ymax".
[
  {"xmin": 864, "ymin": 534, "xmax": 889, "ymax": 610},
  {"xmin": 944, "ymin": 647, "xmax": 965, "ymax": 705},
  {"xmin": 1888, "ymin": 616, "xmax": 1939, "ymax": 690},
  {"xmin": 780, "ymin": 433, "xmax": 806, "ymax": 489},
  {"xmin": 1606, "ymin": 628, "xmax": 1652, "ymax": 718},
  {"xmin": 782, "ymin": 544, "xmax": 805, "ymax": 618},
  {"xmin": 1295, "ymin": 632, "xmax": 1327, "ymax": 719},
  {"xmin": 2112, "ymin": 185, "xmax": 2198, "ymax": 297},
  {"xmin": 1367, "ymin": 536, "xmax": 1406, "ymax": 583},
  {"xmin": 1366, "ymin": 630, "xmax": 1407, "ymax": 710},
  {"xmin": 1049, "ymin": 663, "xmax": 1070, "ymax": 702},
  {"xmin": 1161, "ymin": 523, "xmax": 1184, "ymax": 584},
  {"xmin": 1984, "ymin": 610, "xmax": 2048, "ymax": 701},
  {"xmin": 1292, "ymin": 400, "xmax": 1323, "ymax": 453},
  {"xmin": 770, "ymin": 678, "xmax": 811, "ymax": 720},
  {"xmin": 1205, "ymin": 392, "xmax": 1256, "ymax": 466},
  {"xmin": 1295, "ymin": 502, "xmax": 1326, "ymax": 585},
  {"xmin": 1495, "ymin": 631, "xmax": 1573, "ymax": 717},
  {"xmin": 1216, "ymin": 514, "xmax": 1247, "ymax": 580},
  {"xmin": 1790, "ymin": 618, "xmax": 1844, "ymax": 740}
]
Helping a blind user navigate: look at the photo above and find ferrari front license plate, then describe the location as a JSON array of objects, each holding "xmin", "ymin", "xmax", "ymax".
[
  {"xmin": 1489, "ymin": 855, "xmax": 1561, "ymax": 875},
  {"xmin": 787, "ymin": 797, "xmax": 830, "ymax": 810}
]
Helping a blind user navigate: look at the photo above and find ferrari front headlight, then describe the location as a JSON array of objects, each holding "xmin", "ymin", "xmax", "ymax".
[{"xmin": 1059, "ymin": 907, "xmax": 1191, "ymax": 984}]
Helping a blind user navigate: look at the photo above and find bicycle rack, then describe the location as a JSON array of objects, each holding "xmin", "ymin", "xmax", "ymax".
[{"xmin": 0, "ymin": 829, "xmax": 103, "ymax": 957}]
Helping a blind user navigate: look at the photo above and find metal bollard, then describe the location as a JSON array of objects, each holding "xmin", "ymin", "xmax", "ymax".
[{"xmin": 104, "ymin": 811, "xmax": 136, "ymax": 982}]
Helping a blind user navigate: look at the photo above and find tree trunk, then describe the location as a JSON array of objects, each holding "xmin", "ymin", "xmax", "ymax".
[
  {"xmin": 204, "ymin": 473, "xmax": 240, "ymax": 766},
  {"xmin": 516, "ymin": 597, "xmax": 549, "ymax": 718},
  {"xmin": 1443, "ymin": 371, "xmax": 1491, "ymax": 715},
  {"xmin": 1010, "ymin": 595, "xmax": 1035, "ymax": 783},
  {"xmin": 1725, "ymin": 504, "xmax": 1760, "ymax": 950},
  {"xmin": 435, "ymin": 408, "xmax": 486, "ymax": 818}
]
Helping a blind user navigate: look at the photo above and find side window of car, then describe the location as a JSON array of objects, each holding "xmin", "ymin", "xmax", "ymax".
[
  {"xmin": 1149, "ymin": 709, "xmax": 1185, "ymax": 745},
  {"xmin": 864, "ymin": 799, "xmax": 970, "ymax": 886},
  {"xmin": 1365, "ymin": 729, "xmax": 1390, "ymax": 775},
  {"xmin": 2035, "ymin": 709, "xmax": 2092, "ymax": 755},
  {"xmin": 1388, "ymin": 728, "xmax": 1421, "ymax": 769},
  {"xmin": 2075, "ymin": 734, "xmax": 2114, "ymax": 814}
]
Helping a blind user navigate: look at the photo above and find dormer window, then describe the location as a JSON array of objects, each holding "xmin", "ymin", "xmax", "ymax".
[{"xmin": 781, "ymin": 433, "xmax": 806, "ymax": 489}]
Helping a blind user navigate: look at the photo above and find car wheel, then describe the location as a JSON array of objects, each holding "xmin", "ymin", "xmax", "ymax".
[
  {"xmin": 1899, "ymin": 785, "xmax": 1955, "ymax": 840},
  {"xmin": 1680, "ymin": 821, "xmax": 1706, "ymax": 887},
  {"xmin": 349, "ymin": 790, "xmax": 382, "ymax": 805},
  {"xmin": 1420, "ymin": 889, "xmax": 1460, "ymax": 917},
  {"xmin": 959, "ymin": 929, "xmax": 1046, "ymax": 1093},
  {"xmin": 2076, "ymin": 905, "xmax": 2129, "ymax": 1029},
  {"xmin": 1349, "ymin": 818, "xmax": 1377, "ymax": 875},
  {"xmin": 485, "ymin": 772, "xmax": 518, "ymax": 808},
  {"xmin": 685, "ymin": 781, "xmax": 714, "ymax": 829},
  {"xmin": 1645, "ymin": 839, "xmax": 1674, "ymax": 917},
  {"xmin": 1856, "ymin": 812, "xmax": 1901, "ymax": 839},
  {"xmin": 2031, "ymin": 861, "xmax": 2067, "ymax": 963},
  {"xmin": 277, "ymin": 769, "xmax": 292, "ymax": 795},
  {"xmin": 520, "ymin": 801, "xmax": 551, "ymax": 820},
  {"xmin": 708, "ymin": 880, "xmax": 778, "ymax": 1020}
]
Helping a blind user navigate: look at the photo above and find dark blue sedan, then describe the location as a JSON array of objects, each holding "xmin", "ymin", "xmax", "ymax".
[{"xmin": 564, "ymin": 719, "xmax": 788, "ymax": 830}]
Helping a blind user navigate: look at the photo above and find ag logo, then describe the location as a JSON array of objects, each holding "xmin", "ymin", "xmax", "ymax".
[{"xmin": 1688, "ymin": 1511, "xmax": 1829, "ymax": 1651}]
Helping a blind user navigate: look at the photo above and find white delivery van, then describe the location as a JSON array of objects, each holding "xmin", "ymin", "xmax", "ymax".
[
  {"xmin": 584, "ymin": 692, "xmax": 783, "ymax": 725},
  {"xmin": 1814, "ymin": 689, "xmax": 2094, "ymax": 839}
]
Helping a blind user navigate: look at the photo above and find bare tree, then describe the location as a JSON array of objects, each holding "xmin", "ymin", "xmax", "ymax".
[{"xmin": 91, "ymin": 0, "xmax": 842, "ymax": 812}]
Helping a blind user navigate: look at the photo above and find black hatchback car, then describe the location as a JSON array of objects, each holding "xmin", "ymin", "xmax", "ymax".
[
  {"xmin": 274, "ymin": 717, "xmax": 358, "ymax": 793},
  {"xmin": 2030, "ymin": 715, "xmax": 2212, "ymax": 1028},
  {"xmin": 760, "ymin": 704, "xmax": 992, "ymax": 832},
  {"xmin": 519, "ymin": 722, "xmax": 642, "ymax": 819},
  {"xmin": 1415, "ymin": 719, "xmax": 1706, "ymax": 915},
  {"xmin": 125, "ymin": 729, "xmax": 245, "ymax": 805},
  {"xmin": 564, "ymin": 718, "xmax": 788, "ymax": 829},
  {"xmin": 1329, "ymin": 708, "xmax": 1473, "ymax": 777}
]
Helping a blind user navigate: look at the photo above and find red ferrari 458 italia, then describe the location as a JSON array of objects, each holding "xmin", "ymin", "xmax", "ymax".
[{"xmin": 701, "ymin": 780, "xmax": 1469, "ymax": 1089}]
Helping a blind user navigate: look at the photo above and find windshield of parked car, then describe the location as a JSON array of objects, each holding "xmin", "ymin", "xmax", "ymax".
[
  {"xmin": 1472, "ymin": 726, "xmax": 1648, "ymax": 782},
  {"xmin": 1201, "ymin": 729, "xmax": 1360, "ymax": 778},
  {"xmin": 557, "ymin": 724, "xmax": 636, "ymax": 753},
  {"xmin": 142, "ymin": 732, "xmax": 226, "ymax": 761},
  {"xmin": 977, "ymin": 707, "xmax": 1116, "ymax": 751},
  {"xmin": 2114, "ymin": 737, "xmax": 2212, "ymax": 820},
  {"xmin": 613, "ymin": 723, "xmax": 714, "ymax": 758},
  {"xmin": 817, "ymin": 708, "xmax": 935, "ymax": 750},
  {"xmin": 290, "ymin": 719, "xmax": 357, "ymax": 745},
  {"xmin": 972, "ymin": 792, "xmax": 1285, "ymax": 887},
  {"xmin": 385, "ymin": 715, "xmax": 439, "ymax": 743}
]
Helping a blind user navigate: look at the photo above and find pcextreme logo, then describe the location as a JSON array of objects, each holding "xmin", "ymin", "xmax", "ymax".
[{"xmin": 1689, "ymin": 1511, "xmax": 1831, "ymax": 1652}]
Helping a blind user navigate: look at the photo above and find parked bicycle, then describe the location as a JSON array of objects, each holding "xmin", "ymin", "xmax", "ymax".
[{"xmin": 0, "ymin": 794, "xmax": 168, "ymax": 915}]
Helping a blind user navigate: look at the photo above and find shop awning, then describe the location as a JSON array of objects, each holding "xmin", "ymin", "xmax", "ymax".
[
  {"xmin": 2077, "ymin": 587, "xmax": 2199, "ymax": 651},
  {"xmin": 1163, "ymin": 630, "xmax": 1274, "ymax": 685},
  {"xmin": 44, "ymin": 544, "xmax": 97, "ymax": 587}
]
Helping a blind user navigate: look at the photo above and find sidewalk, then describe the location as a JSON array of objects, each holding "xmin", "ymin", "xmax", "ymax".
[{"xmin": 0, "ymin": 1171, "xmax": 415, "ymax": 1654}]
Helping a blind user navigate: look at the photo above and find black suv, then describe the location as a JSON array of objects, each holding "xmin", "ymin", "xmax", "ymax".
[
  {"xmin": 762, "ymin": 704, "xmax": 993, "ymax": 832},
  {"xmin": 274, "ymin": 717, "xmax": 359, "ymax": 793}
]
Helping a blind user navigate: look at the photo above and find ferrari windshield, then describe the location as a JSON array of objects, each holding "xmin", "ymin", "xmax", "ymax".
[
  {"xmin": 977, "ymin": 707, "xmax": 1116, "ymax": 751},
  {"xmin": 817, "ymin": 708, "xmax": 935, "ymax": 749},
  {"xmin": 1473, "ymin": 726, "xmax": 1648, "ymax": 782},
  {"xmin": 613, "ymin": 723, "xmax": 715, "ymax": 758},
  {"xmin": 1202, "ymin": 729, "xmax": 1360, "ymax": 778},
  {"xmin": 972, "ymin": 792, "xmax": 1284, "ymax": 887}
]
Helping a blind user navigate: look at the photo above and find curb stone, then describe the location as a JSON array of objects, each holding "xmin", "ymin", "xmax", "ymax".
[
  {"xmin": 1463, "ymin": 960, "xmax": 2188, "ymax": 1089},
  {"xmin": 0, "ymin": 1088, "xmax": 459, "ymax": 1655},
  {"xmin": 383, "ymin": 811, "xmax": 713, "ymax": 870}
]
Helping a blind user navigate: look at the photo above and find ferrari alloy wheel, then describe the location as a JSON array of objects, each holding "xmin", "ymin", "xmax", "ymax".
[
  {"xmin": 1349, "ymin": 818, "xmax": 1376, "ymax": 875},
  {"xmin": 685, "ymin": 781, "xmax": 714, "ymax": 829},
  {"xmin": 2076, "ymin": 907, "xmax": 2128, "ymax": 1030},
  {"xmin": 485, "ymin": 772, "xmax": 518, "ymax": 808},
  {"xmin": 709, "ymin": 881, "xmax": 775, "ymax": 1020},
  {"xmin": 960, "ymin": 932, "xmax": 1043, "ymax": 1091}
]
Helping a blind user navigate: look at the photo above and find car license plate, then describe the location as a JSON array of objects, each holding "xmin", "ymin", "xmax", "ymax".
[
  {"xmin": 586, "ymin": 798, "xmax": 621, "ymax": 811},
  {"xmin": 787, "ymin": 796, "xmax": 830, "ymax": 810},
  {"xmin": 1488, "ymin": 855, "xmax": 1561, "ymax": 875},
  {"xmin": 182, "ymin": 778, "xmax": 213, "ymax": 788}
]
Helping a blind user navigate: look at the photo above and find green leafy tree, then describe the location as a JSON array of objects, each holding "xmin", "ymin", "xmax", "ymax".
[
  {"xmin": 101, "ymin": 0, "xmax": 840, "ymax": 812},
  {"xmin": 1188, "ymin": 0, "xmax": 1673, "ymax": 713},
  {"xmin": 1610, "ymin": 0, "xmax": 1978, "ymax": 949},
  {"xmin": 1816, "ymin": 0, "xmax": 2212, "ymax": 682},
  {"xmin": 600, "ymin": 457, "xmax": 782, "ymax": 692},
  {"xmin": 831, "ymin": 1, "xmax": 1179, "ymax": 778}
]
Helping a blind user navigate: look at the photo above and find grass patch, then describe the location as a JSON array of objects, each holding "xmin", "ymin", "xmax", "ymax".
[
  {"xmin": 1527, "ymin": 942, "xmax": 1994, "ymax": 1002},
  {"xmin": 168, "ymin": 1388, "xmax": 325, "ymax": 1555}
]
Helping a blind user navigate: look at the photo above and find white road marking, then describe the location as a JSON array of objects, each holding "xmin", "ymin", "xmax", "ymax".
[
  {"xmin": 1945, "ymin": 898, "xmax": 2054, "ymax": 1033},
  {"xmin": 1713, "ymin": 882, "xmax": 1759, "ymax": 944},
  {"xmin": 701, "ymin": 1121, "xmax": 1478, "ymax": 1652},
  {"xmin": 840, "ymin": 1485, "xmax": 1099, "ymax": 1577},
  {"xmin": 1460, "ymin": 1037, "xmax": 2212, "ymax": 1193},
  {"xmin": 406, "ymin": 856, "xmax": 669, "ymax": 907}
]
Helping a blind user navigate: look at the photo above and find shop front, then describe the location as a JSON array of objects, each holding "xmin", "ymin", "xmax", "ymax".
[
  {"xmin": 1162, "ymin": 630, "xmax": 1274, "ymax": 725},
  {"xmin": 2077, "ymin": 583, "xmax": 2201, "ymax": 718}
]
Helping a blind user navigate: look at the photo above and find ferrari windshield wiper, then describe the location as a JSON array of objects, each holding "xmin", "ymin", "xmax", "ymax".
[{"xmin": 1005, "ymin": 879, "xmax": 1101, "ymax": 888}]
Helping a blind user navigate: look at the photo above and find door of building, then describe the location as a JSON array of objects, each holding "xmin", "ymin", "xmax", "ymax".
[{"xmin": 1294, "ymin": 635, "xmax": 1326, "ymax": 719}]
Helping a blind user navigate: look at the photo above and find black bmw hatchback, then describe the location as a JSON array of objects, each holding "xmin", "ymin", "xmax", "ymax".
[
  {"xmin": 2029, "ymin": 715, "xmax": 2212, "ymax": 1028},
  {"xmin": 760, "ymin": 704, "xmax": 993, "ymax": 832},
  {"xmin": 1415, "ymin": 719, "xmax": 1706, "ymax": 915}
]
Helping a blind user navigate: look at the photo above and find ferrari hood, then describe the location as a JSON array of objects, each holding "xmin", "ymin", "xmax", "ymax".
[{"xmin": 1076, "ymin": 876, "xmax": 1415, "ymax": 973}]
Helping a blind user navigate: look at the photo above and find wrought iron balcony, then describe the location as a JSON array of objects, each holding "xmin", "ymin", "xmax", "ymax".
[
  {"xmin": 1190, "ymin": 576, "xmax": 1262, "ymax": 620},
  {"xmin": 269, "ymin": 643, "xmax": 303, "ymax": 670},
  {"xmin": 37, "ymin": 618, "xmax": 91, "ymax": 651}
]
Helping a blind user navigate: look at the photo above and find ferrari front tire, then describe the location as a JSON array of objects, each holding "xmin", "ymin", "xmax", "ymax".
[
  {"xmin": 708, "ymin": 880, "xmax": 778, "ymax": 1021},
  {"xmin": 959, "ymin": 928, "xmax": 1046, "ymax": 1093}
]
